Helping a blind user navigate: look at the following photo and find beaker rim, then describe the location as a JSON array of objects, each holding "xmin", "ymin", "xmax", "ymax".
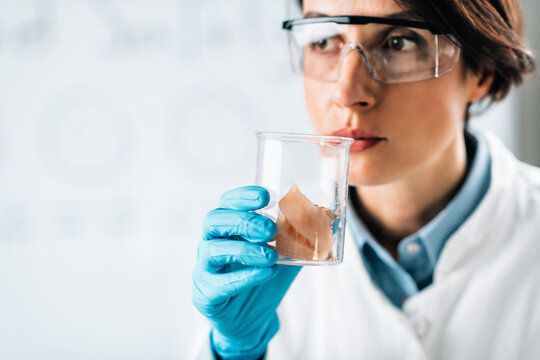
[{"xmin": 255, "ymin": 131, "xmax": 354, "ymax": 145}]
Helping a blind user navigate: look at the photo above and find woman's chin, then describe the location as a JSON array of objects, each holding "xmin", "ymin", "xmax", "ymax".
[
  {"xmin": 348, "ymin": 161, "xmax": 385, "ymax": 187},
  {"xmin": 347, "ymin": 165, "xmax": 398, "ymax": 187}
]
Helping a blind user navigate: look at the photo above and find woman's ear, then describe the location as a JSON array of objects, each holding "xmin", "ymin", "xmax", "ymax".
[{"xmin": 468, "ymin": 68, "xmax": 495, "ymax": 103}]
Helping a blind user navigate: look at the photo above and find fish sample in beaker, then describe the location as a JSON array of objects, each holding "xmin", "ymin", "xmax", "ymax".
[{"xmin": 255, "ymin": 132, "xmax": 353, "ymax": 265}]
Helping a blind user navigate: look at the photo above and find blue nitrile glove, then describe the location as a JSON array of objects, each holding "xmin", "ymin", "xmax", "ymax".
[{"xmin": 192, "ymin": 186, "xmax": 301, "ymax": 360}]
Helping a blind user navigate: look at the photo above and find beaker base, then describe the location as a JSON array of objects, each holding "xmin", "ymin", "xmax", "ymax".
[{"xmin": 276, "ymin": 257, "xmax": 342, "ymax": 266}]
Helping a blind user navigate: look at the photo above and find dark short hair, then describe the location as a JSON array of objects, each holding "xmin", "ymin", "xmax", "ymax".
[{"xmin": 295, "ymin": 0, "xmax": 536, "ymax": 103}]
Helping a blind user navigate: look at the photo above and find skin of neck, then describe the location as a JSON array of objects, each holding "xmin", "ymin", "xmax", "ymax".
[{"xmin": 355, "ymin": 129, "xmax": 468, "ymax": 257}]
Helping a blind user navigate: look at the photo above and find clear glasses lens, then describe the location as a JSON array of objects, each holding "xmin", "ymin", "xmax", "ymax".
[{"xmin": 288, "ymin": 22, "xmax": 460, "ymax": 84}]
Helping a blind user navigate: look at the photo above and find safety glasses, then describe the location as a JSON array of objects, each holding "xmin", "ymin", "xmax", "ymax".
[{"xmin": 282, "ymin": 16, "xmax": 461, "ymax": 84}]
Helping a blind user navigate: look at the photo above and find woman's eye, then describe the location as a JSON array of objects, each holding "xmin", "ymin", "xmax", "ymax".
[
  {"xmin": 386, "ymin": 36, "xmax": 418, "ymax": 51},
  {"xmin": 311, "ymin": 37, "xmax": 339, "ymax": 52}
]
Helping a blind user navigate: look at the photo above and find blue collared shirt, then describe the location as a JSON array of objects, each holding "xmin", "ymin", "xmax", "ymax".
[{"xmin": 347, "ymin": 129, "xmax": 491, "ymax": 308}]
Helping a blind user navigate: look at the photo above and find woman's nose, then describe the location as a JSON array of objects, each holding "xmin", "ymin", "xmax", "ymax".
[{"xmin": 332, "ymin": 47, "xmax": 377, "ymax": 110}]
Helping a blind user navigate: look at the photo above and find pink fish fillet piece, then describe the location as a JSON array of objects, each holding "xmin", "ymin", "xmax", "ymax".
[{"xmin": 274, "ymin": 184, "xmax": 338, "ymax": 261}]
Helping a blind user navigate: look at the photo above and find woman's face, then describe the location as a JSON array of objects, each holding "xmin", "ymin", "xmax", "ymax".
[{"xmin": 303, "ymin": 0, "xmax": 486, "ymax": 186}]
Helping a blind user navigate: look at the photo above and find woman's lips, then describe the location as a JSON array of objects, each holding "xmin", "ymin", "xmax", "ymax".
[
  {"xmin": 350, "ymin": 138, "xmax": 383, "ymax": 152},
  {"xmin": 331, "ymin": 128, "xmax": 387, "ymax": 153}
]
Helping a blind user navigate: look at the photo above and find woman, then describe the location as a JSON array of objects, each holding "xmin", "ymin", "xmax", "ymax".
[{"xmin": 192, "ymin": 0, "xmax": 539, "ymax": 359}]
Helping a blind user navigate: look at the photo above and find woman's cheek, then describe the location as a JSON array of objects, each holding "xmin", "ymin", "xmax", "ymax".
[{"xmin": 304, "ymin": 80, "xmax": 333, "ymax": 134}]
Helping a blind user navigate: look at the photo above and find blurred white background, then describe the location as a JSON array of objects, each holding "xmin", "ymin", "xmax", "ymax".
[{"xmin": 0, "ymin": 0, "xmax": 537, "ymax": 359}]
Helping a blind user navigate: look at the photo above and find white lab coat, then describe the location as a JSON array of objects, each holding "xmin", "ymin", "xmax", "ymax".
[
  {"xmin": 192, "ymin": 131, "xmax": 540, "ymax": 359},
  {"xmin": 269, "ymin": 131, "xmax": 540, "ymax": 359}
]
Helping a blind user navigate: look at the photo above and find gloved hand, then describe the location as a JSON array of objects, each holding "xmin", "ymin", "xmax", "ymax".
[{"xmin": 192, "ymin": 186, "xmax": 301, "ymax": 359}]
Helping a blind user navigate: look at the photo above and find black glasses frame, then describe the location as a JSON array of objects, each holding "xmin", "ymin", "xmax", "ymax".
[{"xmin": 282, "ymin": 16, "xmax": 447, "ymax": 35}]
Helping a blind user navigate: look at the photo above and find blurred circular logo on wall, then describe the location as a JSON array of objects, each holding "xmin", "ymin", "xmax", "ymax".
[
  {"xmin": 39, "ymin": 87, "xmax": 133, "ymax": 186},
  {"xmin": 166, "ymin": 83, "xmax": 264, "ymax": 187}
]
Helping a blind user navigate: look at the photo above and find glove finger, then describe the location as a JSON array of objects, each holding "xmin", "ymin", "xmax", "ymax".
[
  {"xmin": 218, "ymin": 186, "xmax": 270, "ymax": 210},
  {"xmin": 198, "ymin": 240, "xmax": 278, "ymax": 271},
  {"xmin": 203, "ymin": 209, "xmax": 277, "ymax": 242}
]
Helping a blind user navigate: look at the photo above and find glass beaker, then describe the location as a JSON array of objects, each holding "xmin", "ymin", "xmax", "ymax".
[{"xmin": 255, "ymin": 132, "xmax": 353, "ymax": 265}]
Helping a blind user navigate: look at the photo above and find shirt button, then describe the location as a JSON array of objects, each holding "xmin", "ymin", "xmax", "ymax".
[{"xmin": 406, "ymin": 242, "xmax": 421, "ymax": 254}]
